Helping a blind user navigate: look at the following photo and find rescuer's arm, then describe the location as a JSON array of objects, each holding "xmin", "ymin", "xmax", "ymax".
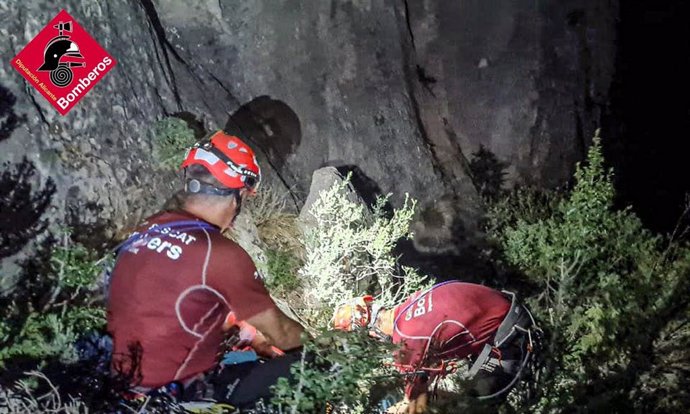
[
  {"xmin": 246, "ymin": 306, "xmax": 304, "ymax": 351},
  {"xmin": 213, "ymin": 241, "xmax": 305, "ymax": 351}
]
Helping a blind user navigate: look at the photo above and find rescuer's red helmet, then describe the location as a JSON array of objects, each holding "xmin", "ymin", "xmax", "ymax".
[
  {"xmin": 332, "ymin": 295, "xmax": 375, "ymax": 332},
  {"xmin": 180, "ymin": 130, "xmax": 261, "ymax": 193}
]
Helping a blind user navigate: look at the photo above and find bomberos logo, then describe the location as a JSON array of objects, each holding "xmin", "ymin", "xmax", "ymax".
[{"xmin": 11, "ymin": 9, "xmax": 116, "ymax": 115}]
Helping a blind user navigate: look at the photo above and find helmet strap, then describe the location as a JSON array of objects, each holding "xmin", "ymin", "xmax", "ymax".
[
  {"xmin": 368, "ymin": 303, "xmax": 392, "ymax": 342},
  {"xmin": 184, "ymin": 179, "xmax": 239, "ymax": 197},
  {"xmin": 231, "ymin": 190, "xmax": 243, "ymax": 226}
]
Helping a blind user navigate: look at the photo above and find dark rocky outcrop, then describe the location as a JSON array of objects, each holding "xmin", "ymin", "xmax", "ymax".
[
  {"xmin": 0, "ymin": 0, "xmax": 618, "ymax": 281},
  {"xmin": 0, "ymin": 1, "xmax": 180, "ymax": 278},
  {"xmin": 403, "ymin": 0, "xmax": 617, "ymax": 189},
  {"xmin": 0, "ymin": 159, "xmax": 55, "ymax": 260}
]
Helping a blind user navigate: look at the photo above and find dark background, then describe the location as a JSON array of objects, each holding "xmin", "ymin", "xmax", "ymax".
[{"xmin": 605, "ymin": 0, "xmax": 690, "ymax": 234}]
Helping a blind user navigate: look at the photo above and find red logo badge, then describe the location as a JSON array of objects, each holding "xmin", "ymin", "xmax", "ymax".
[{"xmin": 11, "ymin": 10, "xmax": 116, "ymax": 115}]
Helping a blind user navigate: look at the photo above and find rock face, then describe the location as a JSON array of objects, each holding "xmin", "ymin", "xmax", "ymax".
[
  {"xmin": 0, "ymin": 0, "xmax": 618, "ymax": 280},
  {"xmin": 405, "ymin": 0, "xmax": 617, "ymax": 189},
  {"xmin": 1, "ymin": 1, "xmax": 182, "ymax": 279}
]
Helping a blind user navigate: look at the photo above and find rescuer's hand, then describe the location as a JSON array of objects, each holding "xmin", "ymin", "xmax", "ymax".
[
  {"xmin": 386, "ymin": 393, "xmax": 427, "ymax": 414},
  {"xmin": 407, "ymin": 392, "xmax": 428, "ymax": 414},
  {"xmin": 251, "ymin": 329, "xmax": 285, "ymax": 358},
  {"xmin": 386, "ymin": 400, "xmax": 408, "ymax": 414}
]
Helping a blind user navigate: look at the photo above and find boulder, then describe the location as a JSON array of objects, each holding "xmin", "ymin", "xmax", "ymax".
[
  {"xmin": 228, "ymin": 209, "xmax": 267, "ymax": 274},
  {"xmin": 298, "ymin": 166, "xmax": 366, "ymax": 231}
]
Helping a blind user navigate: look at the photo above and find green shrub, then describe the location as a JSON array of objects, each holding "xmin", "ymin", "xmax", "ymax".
[
  {"xmin": 0, "ymin": 231, "xmax": 106, "ymax": 368},
  {"xmin": 485, "ymin": 186, "xmax": 561, "ymax": 238},
  {"xmin": 631, "ymin": 289, "xmax": 690, "ymax": 412},
  {"xmin": 265, "ymin": 247, "xmax": 302, "ymax": 294},
  {"xmin": 269, "ymin": 178, "xmax": 434, "ymax": 411},
  {"xmin": 243, "ymin": 185, "xmax": 306, "ymax": 297},
  {"xmin": 297, "ymin": 179, "xmax": 431, "ymax": 327},
  {"xmin": 0, "ymin": 314, "xmax": 79, "ymax": 365},
  {"xmin": 486, "ymin": 132, "xmax": 690, "ymax": 412},
  {"xmin": 272, "ymin": 329, "xmax": 400, "ymax": 413},
  {"xmin": 153, "ymin": 117, "xmax": 196, "ymax": 170},
  {"xmin": 50, "ymin": 235, "xmax": 102, "ymax": 290}
]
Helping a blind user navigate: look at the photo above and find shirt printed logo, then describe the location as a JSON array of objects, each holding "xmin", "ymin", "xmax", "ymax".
[
  {"xmin": 404, "ymin": 292, "xmax": 434, "ymax": 321},
  {"xmin": 126, "ymin": 223, "xmax": 198, "ymax": 260}
]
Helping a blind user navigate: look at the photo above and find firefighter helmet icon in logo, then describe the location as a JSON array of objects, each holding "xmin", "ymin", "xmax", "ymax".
[{"xmin": 37, "ymin": 20, "xmax": 86, "ymax": 87}]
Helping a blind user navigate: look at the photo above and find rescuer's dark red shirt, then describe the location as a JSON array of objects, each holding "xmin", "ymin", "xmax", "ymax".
[
  {"xmin": 391, "ymin": 281, "xmax": 511, "ymax": 397},
  {"xmin": 107, "ymin": 210, "xmax": 277, "ymax": 388}
]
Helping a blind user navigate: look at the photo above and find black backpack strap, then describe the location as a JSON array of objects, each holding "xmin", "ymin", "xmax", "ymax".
[
  {"xmin": 466, "ymin": 343, "xmax": 493, "ymax": 378},
  {"xmin": 493, "ymin": 291, "xmax": 537, "ymax": 347}
]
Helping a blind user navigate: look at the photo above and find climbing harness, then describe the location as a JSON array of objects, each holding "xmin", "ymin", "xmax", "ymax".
[
  {"xmin": 390, "ymin": 283, "xmax": 541, "ymax": 401},
  {"xmin": 467, "ymin": 290, "xmax": 540, "ymax": 400}
]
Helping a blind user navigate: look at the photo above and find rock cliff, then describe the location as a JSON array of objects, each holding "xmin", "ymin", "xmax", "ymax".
[{"xmin": 0, "ymin": 0, "xmax": 618, "ymax": 279}]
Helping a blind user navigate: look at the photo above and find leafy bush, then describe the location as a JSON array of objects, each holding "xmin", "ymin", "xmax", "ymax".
[
  {"xmin": 0, "ymin": 231, "xmax": 106, "ymax": 368},
  {"xmin": 297, "ymin": 179, "xmax": 431, "ymax": 327},
  {"xmin": 245, "ymin": 185, "xmax": 305, "ymax": 296},
  {"xmin": 153, "ymin": 117, "xmax": 197, "ymax": 170},
  {"xmin": 272, "ymin": 329, "xmax": 400, "ymax": 413},
  {"xmin": 486, "ymin": 133, "xmax": 690, "ymax": 412},
  {"xmin": 267, "ymin": 178, "xmax": 434, "ymax": 411},
  {"xmin": 264, "ymin": 247, "xmax": 302, "ymax": 294},
  {"xmin": 631, "ymin": 293, "xmax": 690, "ymax": 412}
]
